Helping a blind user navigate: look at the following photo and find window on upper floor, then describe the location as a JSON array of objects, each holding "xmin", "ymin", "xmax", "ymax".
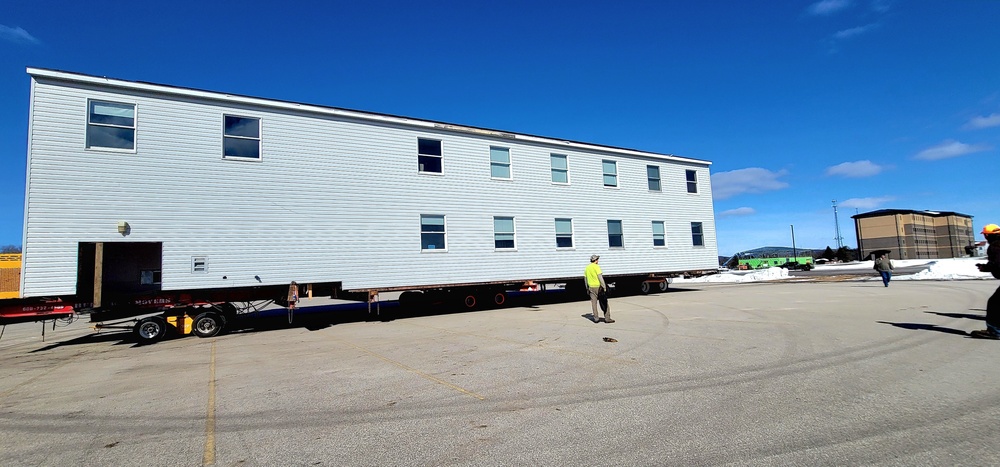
[
  {"xmin": 555, "ymin": 218, "xmax": 573, "ymax": 248},
  {"xmin": 490, "ymin": 147, "xmax": 511, "ymax": 179},
  {"xmin": 603, "ymin": 160, "xmax": 618, "ymax": 188},
  {"xmin": 223, "ymin": 115, "xmax": 261, "ymax": 160},
  {"xmin": 686, "ymin": 169, "xmax": 698, "ymax": 193},
  {"xmin": 494, "ymin": 216, "xmax": 515, "ymax": 249},
  {"xmin": 87, "ymin": 100, "xmax": 136, "ymax": 151},
  {"xmin": 691, "ymin": 222, "xmax": 704, "ymax": 246},
  {"xmin": 647, "ymin": 165, "xmax": 661, "ymax": 191},
  {"xmin": 418, "ymin": 138, "xmax": 442, "ymax": 174},
  {"xmin": 652, "ymin": 221, "xmax": 666, "ymax": 247},
  {"xmin": 421, "ymin": 215, "xmax": 447, "ymax": 250},
  {"xmin": 608, "ymin": 220, "xmax": 624, "ymax": 248},
  {"xmin": 551, "ymin": 154, "xmax": 569, "ymax": 184}
]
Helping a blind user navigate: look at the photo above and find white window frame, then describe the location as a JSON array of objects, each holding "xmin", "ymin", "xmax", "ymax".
[
  {"xmin": 652, "ymin": 221, "xmax": 667, "ymax": 248},
  {"xmin": 493, "ymin": 216, "xmax": 516, "ymax": 250},
  {"xmin": 608, "ymin": 220, "xmax": 624, "ymax": 248},
  {"xmin": 420, "ymin": 214, "xmax": 448, "ymax": 252},
  {"xmin": 223, "ymin": 114, "xmax": 262, "ymax": 161},
  {"xmin": 418, "ymin": 138, "xmax": 443, "ymax": 174},
  {"xmin": 603, "ymin": 160, "xmax": 618, "ymax": 188},
  {"xmin": 551, "ymin": 154, "xmax": 570, "ymax": 184},
  {"xmin": 86, "ymin": 100, "xmax": 136, "ymax": 152},
  {"xmin": 691, "ymin": 222, "xmax": 705, "ymax": 247},
  {"xmin": 555, "ymin": 218, "xmax": 574, "ymax": 249},
  {"xmin": 490, "ymin": 146, "xmax": 512, "ymax": 180},
  {"xmin": 686, "ymin": 169, "xmax": 698, "ymax": 194},
  {"xmin": 647, "ymin": 165, "xmax": 661, "ymax": 192}
]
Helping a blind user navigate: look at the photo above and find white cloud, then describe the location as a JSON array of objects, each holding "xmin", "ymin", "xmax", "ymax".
[
  {"xmin": 711, "ymin": 168, "xmax": 789, "ymax": 200},
  {"xmin": 825, "ymin": 160, "xmax": 883, "ymax": 178},
  {"xmin": 718, "ymin": 207, "xmax": 756, "ymax": 218},
  {"xmin": 833, "ymin": 23, "xmax": 877, "ymax": 40},
  {"xmin": 965, "ymin": 113, "xmax": 1000, "ymax": 130},
  {"xmin": 839, "ymin": 196, "xmax": 895, "ymax": 210},
  {"xmin": 871, "ymin": 0, "xmax": 892, "ymax": 12},
  {"xmin": 0, "ymin": 25, "xmax": 40, "ymax": 45},
  {"xmin": 914, "ymin": 140, "xmax": 991, "ymax": 160},
  {"xmin": 807, "ymin": 0, "xmax": 852, "ymax": 16}
]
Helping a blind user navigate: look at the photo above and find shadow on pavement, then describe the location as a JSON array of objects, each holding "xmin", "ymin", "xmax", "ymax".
[
  {"xmin": 24, "ymin": 286, "xmax": 697, "ymax": 349},
  {"xmin": 925, "ymin": 311, "xmax": 985, "ymax": 321},
  {"xmin": 876, "ymin": 320, "xmax": 969, "ymax": 336}
]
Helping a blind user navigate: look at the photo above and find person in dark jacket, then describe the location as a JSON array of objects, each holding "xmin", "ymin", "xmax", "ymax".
[
  {"xmin": 874, "ymin": 253, "xmax": 894, "ymax": 287},
  {"xmin": 970, "ymin": 224, "xmax": 1000, "ymax": 339}
]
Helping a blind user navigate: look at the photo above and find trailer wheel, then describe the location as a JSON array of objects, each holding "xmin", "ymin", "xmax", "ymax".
[
  {"xmin": 659, "ymin": 281, "xmax": 669, "ymax": 292},
  {"xmin": 493, "ymin": 291, "xmax": 507, "ymax": 306},
  {"xmin": 463, "ymin": 294, "xmax": 477, "ymax": 309},
  {"xmin": 193, "ymin": 312, "xmax": 225, "ymax": 338},
  {"xmin": 134, "ymin": 316, "xmax": 167, "ymax": 344},
  {"xmin": 640, "ymin": 281, "xmax": 652, "ymax": 295}
]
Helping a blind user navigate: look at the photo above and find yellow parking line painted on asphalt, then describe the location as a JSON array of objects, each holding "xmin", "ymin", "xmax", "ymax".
[
  {"xmin": 203, "ymin": 341, "xmax": 216, "ymax": 466},
  {"xmin": 338, "ymin": 338, "xmax": 486, "ymax": 400}
]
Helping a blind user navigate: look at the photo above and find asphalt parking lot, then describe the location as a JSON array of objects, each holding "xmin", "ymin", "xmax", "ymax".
[{"xmin": 2, "ymin": 279, "xmax": 999, "ymax": 466}]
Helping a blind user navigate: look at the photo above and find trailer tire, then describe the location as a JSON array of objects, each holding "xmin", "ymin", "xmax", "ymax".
[
  {"xmin": 193, "ymin": 312, "xmax": 225, "ymax": 338},
  {"xmin": 399, "ymin": 291, "xmax": 420, "ymax": 309},
  {"xmin": 134, "ymin": 316, "xmax": 167, "ymax": 344},
  {"xmin": 640, "ymin": 281, "xmax": 652, "ymax": 295},
  {"xmin": 493, "ymin": 291, "xmax": 507, "ymax": 306},
  {"xmin": 659, "ymin": 281, "xmax": 669, "ymax": 292},
  {"xmin": 462, "ymin": 294, "xmax": 477, "ymax": 309}
]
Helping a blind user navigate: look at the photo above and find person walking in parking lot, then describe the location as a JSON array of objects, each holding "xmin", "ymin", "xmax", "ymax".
[
  {"xmin": 584, "ymin": 255, "xmax": 613, "ymax": 323},
  {"xmin": 874, "ymin": 253, "xmax": 894, "ymax": 287},
  {"xmin": 970, "ymin": 224, "xmax": 1000, "ymax": 339}
]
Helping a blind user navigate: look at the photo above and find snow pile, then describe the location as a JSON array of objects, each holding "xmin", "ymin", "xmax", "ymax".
[
  {"xmin": 896, "ymin": 257, "xmax": 993, "ymax": 281},
  {"xmin": 675, "ymin": 257, "xmax": 994, "ymax": 284}
]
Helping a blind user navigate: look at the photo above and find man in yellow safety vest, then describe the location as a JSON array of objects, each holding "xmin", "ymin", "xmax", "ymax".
[{"xmin": 584, "ymin": 255, "xmax": 613, "ymax": 323}]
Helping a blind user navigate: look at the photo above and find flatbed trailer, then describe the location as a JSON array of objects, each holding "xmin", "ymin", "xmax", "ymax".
[{"xmin": 0, "ymin": 269, "xmax": 716, "ymax": 344}]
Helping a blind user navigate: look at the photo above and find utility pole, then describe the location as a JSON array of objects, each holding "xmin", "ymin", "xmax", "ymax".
[
  {"xmin": 790, "ymin": 224, "xmax": 797, "ymax": 261},
  {"xmin": 832, "ymin": 200, "xmax": 844, "ymax": 249}
]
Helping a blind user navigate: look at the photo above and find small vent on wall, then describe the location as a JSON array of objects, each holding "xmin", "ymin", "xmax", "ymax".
[{"xmin": 192, "ymin": 256, "xmax": 208, "ymax": 273}]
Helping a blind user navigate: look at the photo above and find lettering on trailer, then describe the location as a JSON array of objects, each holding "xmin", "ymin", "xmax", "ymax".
[{"xmin": 133, "ymin": 298, "xmax": 173, "ymax": 306}]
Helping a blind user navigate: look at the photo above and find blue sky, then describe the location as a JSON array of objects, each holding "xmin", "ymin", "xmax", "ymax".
[{"xmin": 1, "ymin": 1, "xmax": 998, "ymax": 256}]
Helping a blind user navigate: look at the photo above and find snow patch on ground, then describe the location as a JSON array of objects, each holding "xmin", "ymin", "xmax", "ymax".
[
  {"xmin": 674, "ymin": 257, "xmax": 993, "ymax": 284},
  {"xmin": 896, "ymin": 257, "xmax": 993, "ymax": 281}
]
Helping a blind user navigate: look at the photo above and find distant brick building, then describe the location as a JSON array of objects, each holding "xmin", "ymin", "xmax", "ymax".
[{"xmin": 852, "ymin": 209, "xmax": 975, "ymax": 260}]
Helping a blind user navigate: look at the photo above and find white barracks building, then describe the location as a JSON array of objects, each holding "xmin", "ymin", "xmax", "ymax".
[{"xmin": 21, "ymin": 68, "xmax": 718, "ymax": 299}]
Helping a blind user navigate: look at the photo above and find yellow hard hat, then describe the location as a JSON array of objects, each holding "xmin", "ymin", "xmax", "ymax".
[{"xmin": 983, "ymin": 224, "xmax": 1000, "ymax": 235}]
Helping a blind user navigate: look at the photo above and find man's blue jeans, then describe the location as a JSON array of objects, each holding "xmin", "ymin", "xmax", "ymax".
[{"xmin": 879, "ymin": 271, "xmax": 892, "ymax": 287}]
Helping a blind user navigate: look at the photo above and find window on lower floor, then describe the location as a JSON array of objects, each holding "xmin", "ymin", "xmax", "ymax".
[
  {"xmin": 494, "ymin": 216, "xmax": 515, "ymax": 249},
  {"xmin": 608, "ymin": 220, "xmax": 624, "ymax": 248},
  {"xmin": 691, "ymin": 222, "xmax": 704, "ymax": 246},
  {"xmin": 421, "ymin": 215, "xmax": 446, "ymax": 250},
  {"xmin": 652, "ymin": 221, "xmax": 666, "ymax": 247},
  {"xmin": 555, "ymin": 218, "xmax": 573, "ymax": 248}
]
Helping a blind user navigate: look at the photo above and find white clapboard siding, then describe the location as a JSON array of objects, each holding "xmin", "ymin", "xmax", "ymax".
[{"xmin": 21, "ymin": 68, "xmax": 718, "ymax": 297}]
